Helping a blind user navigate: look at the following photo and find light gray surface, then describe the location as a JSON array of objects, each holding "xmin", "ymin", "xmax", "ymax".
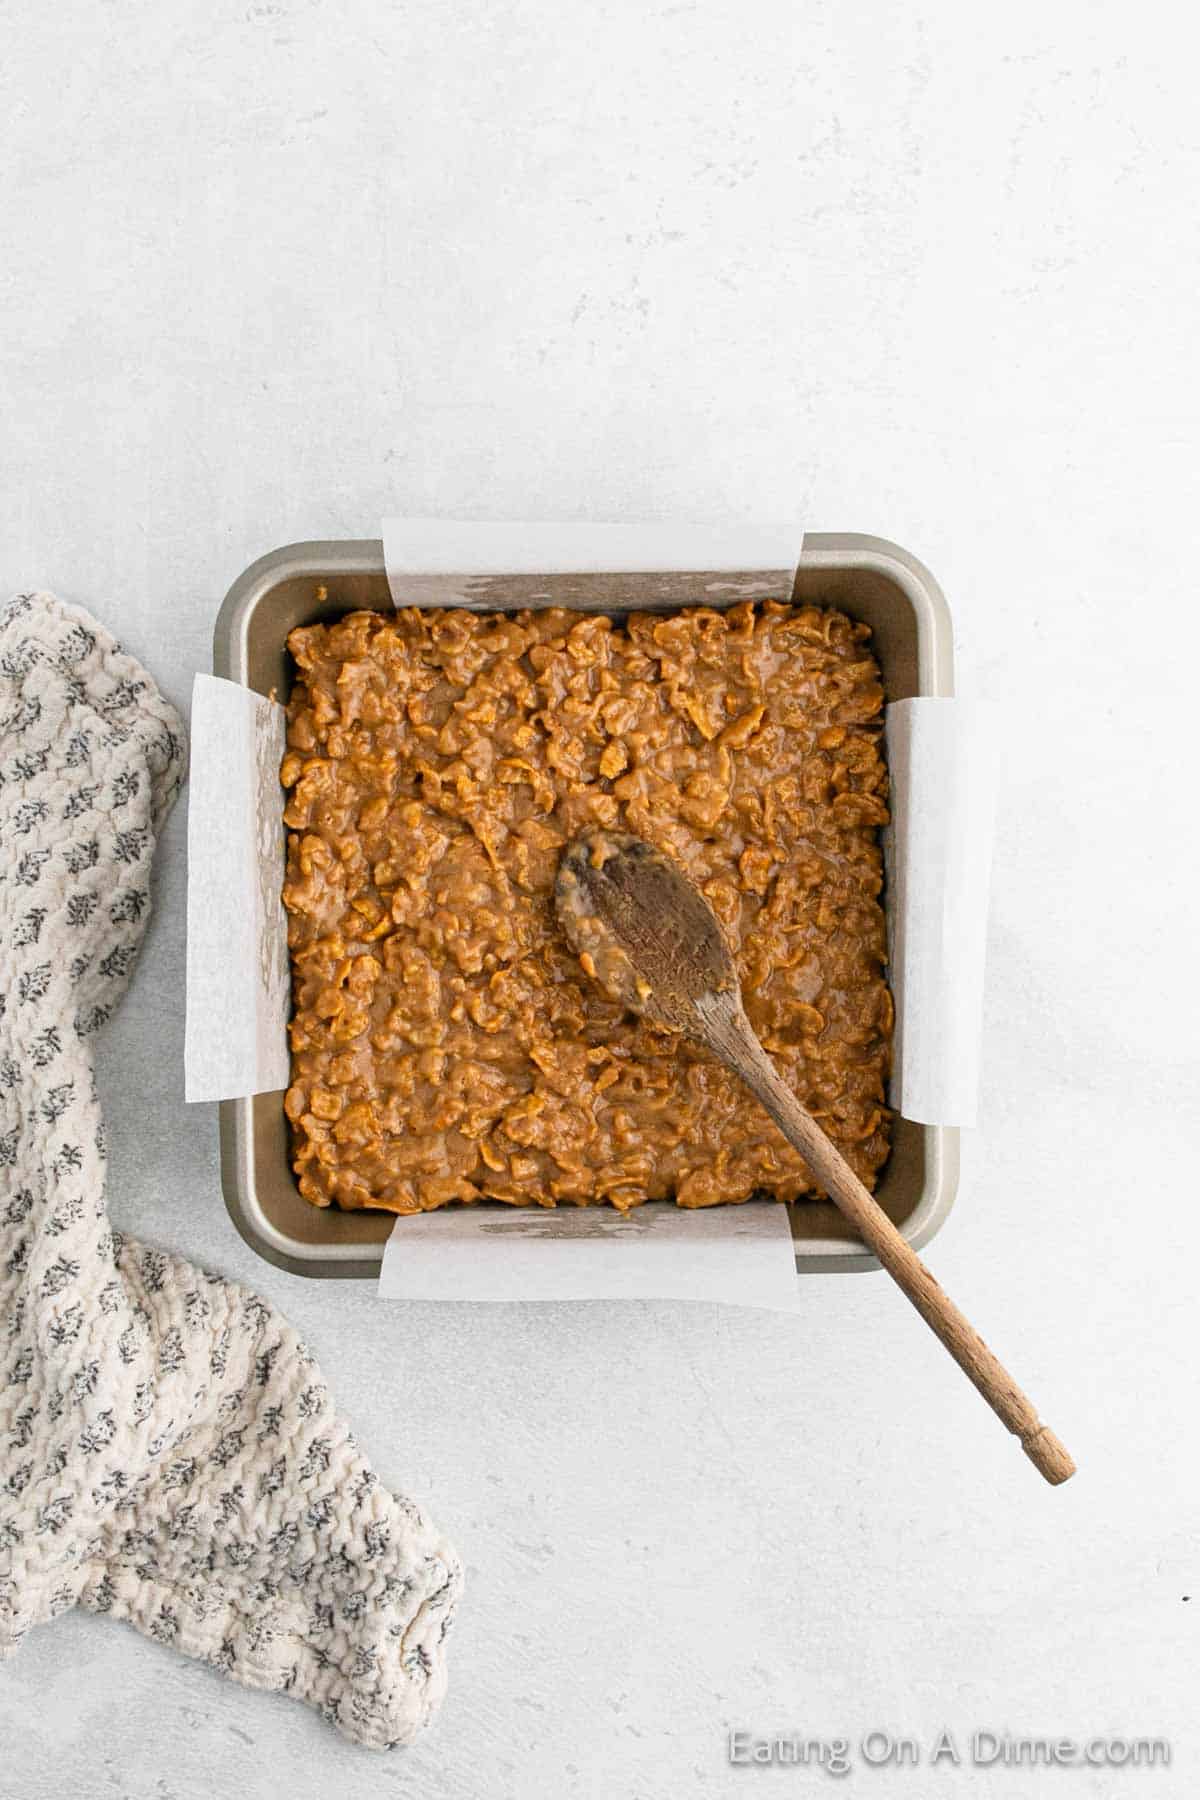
[{"xmin": 1, "ymin": 2, "xmax": 1197, "ymax": 1797}]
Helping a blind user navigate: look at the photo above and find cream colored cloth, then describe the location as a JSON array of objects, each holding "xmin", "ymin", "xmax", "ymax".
[{"xmin": 0, "ymin": 591, "xmax": 461, "ymax": 1748}]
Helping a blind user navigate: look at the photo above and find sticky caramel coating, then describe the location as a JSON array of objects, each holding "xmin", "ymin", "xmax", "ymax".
[{"xmin": 281, "ymin": 601, "xmax": 893, "ymax": 1213}]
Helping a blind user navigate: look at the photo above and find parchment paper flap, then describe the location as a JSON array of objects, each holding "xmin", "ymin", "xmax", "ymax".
[
  {"xmin": 382, "ymin": 517, "xmax": 801, "ymax": 610},
  {"xmin": 184, "ymin": 674, "xmax": 290, "ymax": 1103},
  {"xmin": 884, "ymin": 699, "xmax": 999, "ymax": 1128},
  {"xmin": 376, "ymin": 1199, "xmax": 801, "ymax": 1306}
]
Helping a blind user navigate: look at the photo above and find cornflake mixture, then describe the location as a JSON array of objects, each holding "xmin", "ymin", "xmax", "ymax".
[{"xmin": 281, "ymin": 602, "xmax": 893, "ymax": 1213}]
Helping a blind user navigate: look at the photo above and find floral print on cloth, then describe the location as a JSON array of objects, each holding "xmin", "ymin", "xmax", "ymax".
[{"xmin": 0, "ymin": 592, "xmax": 460, "ymax": 1748}]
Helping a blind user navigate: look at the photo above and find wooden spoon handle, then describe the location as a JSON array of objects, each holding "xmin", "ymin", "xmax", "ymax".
[{"xmin": 708, "ymin": 1004, "xmax": 1075, "ymax": 1486}]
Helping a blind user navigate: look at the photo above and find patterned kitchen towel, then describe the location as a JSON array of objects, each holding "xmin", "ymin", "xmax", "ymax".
[{"xmin": 0, "ymin": 591, "xmax": 461, "ymax": 1749}]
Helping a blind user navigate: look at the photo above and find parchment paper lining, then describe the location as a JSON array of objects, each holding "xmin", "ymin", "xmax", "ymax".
[{"xmin": 185, "ymin": 522, "xmax": 994, "ymax": 1302}]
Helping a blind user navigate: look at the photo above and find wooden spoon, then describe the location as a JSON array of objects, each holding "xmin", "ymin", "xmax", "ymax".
[{"xmin": 555, "ymin": 829, "xmax": 1075, "ymax": 1487}]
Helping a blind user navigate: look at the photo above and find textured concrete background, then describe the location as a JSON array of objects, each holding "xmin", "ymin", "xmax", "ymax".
[{"xmin": 1, "ymin": 2, "xmax": 1197, "ymax": 1796}]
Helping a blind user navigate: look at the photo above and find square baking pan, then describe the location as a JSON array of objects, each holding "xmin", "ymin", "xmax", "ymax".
[{"xmin": 212, "ymin": 532, "xmax": 959, "ymax": 1279}]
